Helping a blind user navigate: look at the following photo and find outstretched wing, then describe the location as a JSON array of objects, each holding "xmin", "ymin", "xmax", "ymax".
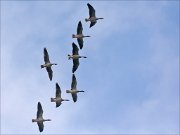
[
  {"xmin": 37, "ymin": 102, "xmax": 43, "ymax": 119},
  {"xmin": 77, "ymin": 38, "xmax": 83, "ymax": 49},
  {"xmin": 77, "ymin": 21, "xmax": 83, "ymax": 34},
  {"xmin": 72, "ymin": 42, "xmax": 79, "ymax": 55},
  {"xmin": 56, "ymin": 83, "xmax": 61, "ymax": 98},
  {"xmin": 72, "ymin": 93, "xmax": 77, "ymax": 102},
  {"xmin": 90, "ymin": 21, "xmax": 97, "ymax": 28},
  {"xmin": 72, "ymin": 59, "xmax": 79, "ymax": 73},
  {"xmin": 44, "ymin": 48, "xmax": 50, "ymax": 64},
  {"xmin": 37, "ymin": 122, "xmax": 44, "ymax": 132},
  {"xmin": 87, "ymin": 3, "xmax": 96, "ymax": 17},
  {"xmin": 46, "ymin": 67, "xmax": 53, "ymax": 81},
  {"xmin": 71, "ymin": 74, "xmax": 77, "ymax": 89}
]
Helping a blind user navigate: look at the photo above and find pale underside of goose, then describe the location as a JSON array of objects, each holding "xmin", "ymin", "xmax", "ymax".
[
  {"xmin": 86, "ymin": 3, "xmax": 104, "ymax": 28},
  {"xmin": 72, "ymin": 21, "xmax": 90, "ymax": 49},
  {"xmin": 51, "ymin": 83, "xmax": 69, "ymax": 107},
  {"xmin": 66, "ymin": 74, "xmax": 84, "ymax": 102},
  {"xmin": 41, "ymin": 48, "xmax": 57, "ymax": 81},
  {"xmin": 32, "ymin": 102, "xmax": 51, "ymax": 132},
  {"xmin": 68, "ymin": 42, "xmax": 87, "ymax": 73}
]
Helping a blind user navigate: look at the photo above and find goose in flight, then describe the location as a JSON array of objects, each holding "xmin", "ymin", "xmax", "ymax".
[
  {"xmin": 72, "ymin": 21, "xmax": 90, "ymax": 49},
  {"xmin": 85, "ymin": 3, "xmax": 104, "ymax": 28},
  {"xmin": 66, "ymin": 74, "xmax": 84, "ymax": 102},
  {"xmin": 68, "ymin": 42, "xmax": 87, "ymax": 73},
  {"xmin": 32, "ymin": 102, "xmax": 51, "ymax": 132},
  {"xmin": 51, "ymin": 83, "xmax": 70, "ymax": 107},
  {"xmin": 41, "ymin": 48, "xmax": 57, "ymax": 81}
]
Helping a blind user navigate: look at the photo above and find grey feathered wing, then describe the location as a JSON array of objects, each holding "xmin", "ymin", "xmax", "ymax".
[
  {"xmin": 37, "ymin": 122, "xmax": 44, "ymax": 132},
  {"xmin": 77, "ymin": 21, "xmax": 83, "ymax": 34},
  {"xmin": 37, "ymin": 102, "xmax": 44, "ymax": 132},
  {"xmin": 56, "ymin": 83, "xmax": 61, "ymax": 107},
  {"xmin": 72, "ymin": 43, "xmax": 80, "ymax": 73},
  {"xmin": 71, "ymin": 74, "xmax": 77, "ymax": 102},
  {"xmin": 77, "ymin": 38, "xmax": 83, "ymax": 49},
  {"xmin": 46, "ymin": 67, "xmax": 53, "ymax": 81},
  {"xmin": 44, "ymin": 48, "xmax": 50, "ymax": 64},
  {"xmin": 87, "ymin": 3, "xmax": 96, "ymax": 18},
  {"xmin": 90, "ymin": 21, "xmax": 97, "ymax": 28}
]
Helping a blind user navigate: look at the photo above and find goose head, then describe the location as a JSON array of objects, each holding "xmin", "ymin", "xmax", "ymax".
[
  {"xmin": 44, "ymin": 119, "xmax": 51, "ymax": 121},
  {"xmin": 52, "ymin": 63, "xmax": 57, "ymax": 65},
  {"xmin": 84, "ymin": 35, "xmax": 91, "ymax": 38},
  {"xmin": 79, "ymin": 56, "xmax": 87, "ymax": 58},
  {"xmin": 62, "ymin": 99, "xmax": 70, "ymax": 101},
  {"xmin": 78, "ymin": 90, "xmax": 85, "ymax": 92},
  {"xmin": 97, "ymin": 17, "xmax": 104, "ymax": 20}
]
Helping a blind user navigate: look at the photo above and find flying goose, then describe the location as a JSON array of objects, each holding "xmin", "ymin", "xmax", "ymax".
[
  {"xmin": 68, "ymin": 42, "xmax": 87, "ymax": 73},
  {"xmin": 32, "ymin": 102, "xmax": 51, "ymax": 132},
  {"xmin": 41, "ymin": 48, "xmax": 57, "ymax": 81},
  {"xmin": 85, "ymin": 3, "xmax": 104, "ymax": 28},
  {"xmin": 51, "ymin": 83, "xmax": 70, "ymax": 107},
  {"xmin": 72, "ymin": 21, "xmax": 90, "ymax": 49},
  {"xmin": 66, "ymin": 74, "xmax": 84, "ymax": 102}
]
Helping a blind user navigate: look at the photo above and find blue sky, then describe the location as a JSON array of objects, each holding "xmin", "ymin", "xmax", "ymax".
[{"xmin": 1, "ymin": 1, "xmax": 179, "ymax": 134}]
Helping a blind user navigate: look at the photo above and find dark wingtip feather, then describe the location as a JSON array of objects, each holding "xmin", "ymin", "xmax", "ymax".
[
  {"xmin": 44, "ymin": 47, "xmax": 46, "ymax": 50},
  {"xmin": 73, "ymin": 99, "xmax": 77, "ymax": 102},
  {"xmin": 72, "ymin": 42, "xmax": 76, "ymax": 46}
]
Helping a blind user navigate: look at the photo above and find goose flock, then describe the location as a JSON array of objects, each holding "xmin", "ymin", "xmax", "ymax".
[{"xmin": 32, "ymin": 3, "xmax": 103, "ymax": 132}]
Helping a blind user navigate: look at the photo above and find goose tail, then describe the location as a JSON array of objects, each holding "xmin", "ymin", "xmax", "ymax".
[
  {"xmin": 51, "ymin": 98, "xmax": 55, "ymax": 102},
  {"xmin": 72, "ymin": 34, "xmax": 75, "ymax": 38},
  {"xmin": 85, "ymin": 18, "xmax": 88, "ymax": 22}
]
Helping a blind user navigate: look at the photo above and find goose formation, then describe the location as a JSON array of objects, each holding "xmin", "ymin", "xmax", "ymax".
[{"xmin": 32, "ymin": 3, "xmax": 103, "ymax": 132}]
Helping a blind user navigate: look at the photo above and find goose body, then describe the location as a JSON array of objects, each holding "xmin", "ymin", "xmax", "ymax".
[
  {"xmin": 72, "ymin": 21, "xmax": 90, "ymax": 49},
  {"xmin": 41, "ymin": 48, "xmax": 57, "ymax": 81},
  {"xmin": 85, "ymin": 3, "xmax": 104, "ymax": 28},
  {"xmin": 66, "ymin": 74, "xmax": 84, "ymax": 102},
  {"xmin": 41, "ymin": 63, "xmax": 57, "ymax": 68},
  {"xmin": 68, "ymin": 42, "xmax": 87, "ymax": 73},
  {"xmin": 32, "ymin": 102, "xmax": 51, "ymax": 132},
  {"xmin": 68, "ymin": 54, "xmax": 87, "ymax": 60},
  {"xmin": 51, "ymin": 83, "xmax": 70, "ymax": 107}
]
